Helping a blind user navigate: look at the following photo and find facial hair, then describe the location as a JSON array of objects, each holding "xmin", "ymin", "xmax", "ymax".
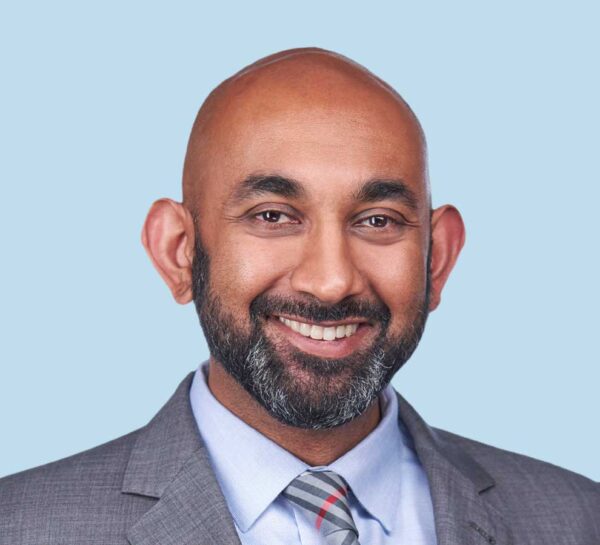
[{"xmin": 191, "ymin": 235, "xmax": 430, "ymax": 429}]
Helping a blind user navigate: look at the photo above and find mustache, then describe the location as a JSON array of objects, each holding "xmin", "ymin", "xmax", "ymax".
[{"xmin": 249, "ymin": 294, "xmax": 391, "ymax": 325}]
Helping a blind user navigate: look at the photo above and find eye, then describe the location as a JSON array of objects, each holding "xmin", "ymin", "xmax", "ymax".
[
  {"xmin": 357, "ymin": 214, "xmax": 398, "ymax": 228},
  {"xmin": 254, "ymin": 210, "xmax": 298, "ymax": 224},
  {"xmin": 260, "ymin": 210, "xmax": 283, "ymax": 223}
]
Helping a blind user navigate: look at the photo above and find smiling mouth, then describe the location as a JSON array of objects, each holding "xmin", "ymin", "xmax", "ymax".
[{"xmin": 277, "ymin": 316, "xmax": 362, "ymax": 341}]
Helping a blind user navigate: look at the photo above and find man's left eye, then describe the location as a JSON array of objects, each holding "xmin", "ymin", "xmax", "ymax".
[{"xmin": 358, "ymin": 215, "xmax": 396, "ymax": 228}]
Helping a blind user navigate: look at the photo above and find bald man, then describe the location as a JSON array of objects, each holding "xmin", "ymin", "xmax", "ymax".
[{"xmin": 1, "ymin": 49, "xmax": 598, "ymax": 545}]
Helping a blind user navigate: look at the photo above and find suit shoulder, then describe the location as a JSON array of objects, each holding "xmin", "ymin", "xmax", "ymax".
[
  {"xmin": 435, "ymin": 427, "xmax": 599, "ymax": 488},
  {"xmin": 0, "ymin": 430, "xmax": 139, "ymax": 488},
  {"xmin": 434, "ymin": 427, "xmax": 600, "ymax": 507},
  {"xmin": 0, "ymin": 428, "xmax": 150, "ymax": 542}
]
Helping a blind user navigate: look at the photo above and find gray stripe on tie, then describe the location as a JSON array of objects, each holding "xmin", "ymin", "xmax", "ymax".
[
  {"xmin": 311, "ymin": 471, "xmax": 345, "ymax": 492},
  {"xmin": 285, "ymin": 486, "xmax": 354, "ymax": 526},
  {"xmin": 282, "ymin": 491, "xmax": 353, "ymax": 530},
  {"xmin": 286, "ymin": 479, "xmax": 353, "ymax": 518},
  {"xmin": 340, "ymin": 530, "xmax": 359, "ymax": 545}
]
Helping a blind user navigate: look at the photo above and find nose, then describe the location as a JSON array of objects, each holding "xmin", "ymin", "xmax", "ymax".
[{"xmin": 290, "ymin": 223, "xmax": 365, "ymax": 304}]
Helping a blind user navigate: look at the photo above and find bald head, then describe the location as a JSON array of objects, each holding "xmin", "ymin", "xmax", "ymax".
[
  {"xmin": 143, "ymin": 49, "xmax": 465, "ymax": 432},
  {"xmin": 182, "ymin": 48, "xmax": 429, "ymax": 213}
]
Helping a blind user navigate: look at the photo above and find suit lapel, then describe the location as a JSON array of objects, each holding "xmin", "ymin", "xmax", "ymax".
[
  {"xmin": 120, "ymin": 371, "xmax": 513, "ymax": 545},
  {"xmin": 126, "ymin": 446, "xmax": 241, "ymax": 545},
  {"xmin": 397, "ymin": 393, "xmax": 514, "ymax": 545},
  {"xmin": 122, "ymin": 373, "xmax": 241, "ymax": 545}
]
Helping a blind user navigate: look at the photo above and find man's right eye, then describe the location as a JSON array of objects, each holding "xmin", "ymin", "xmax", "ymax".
[{"xmin": 255, "ymin": 210, "xmax": 297, "ymax": 224}]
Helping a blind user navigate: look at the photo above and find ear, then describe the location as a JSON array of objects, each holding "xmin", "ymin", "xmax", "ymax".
[
  {"xmin": 428, "ymin": 205, "xmax": 466, "ymax": 311},
  {"xmin": 141, "ymin": 198, "xmax": 196, "ymax": 304}
]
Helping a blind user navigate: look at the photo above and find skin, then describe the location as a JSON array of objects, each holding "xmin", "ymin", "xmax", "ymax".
[{"xmin": 142, "ymin": 48, "xmax": 465, "ymax": 465}]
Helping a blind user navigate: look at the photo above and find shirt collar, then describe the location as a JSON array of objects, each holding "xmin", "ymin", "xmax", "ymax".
[
  {"xmin": 330, "ymin": 386, "xmax": 414, "ymax": 533},
  {"xmin": 189, "ymin": 363, "xmax": 412, "ymax": 534},
  {"xmin": 189, "ymin": 363, "xmax": 306, "ymax": 532}
]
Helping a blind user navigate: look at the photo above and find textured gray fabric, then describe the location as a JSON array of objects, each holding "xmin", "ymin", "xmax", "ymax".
[
  {"xmin": 1, "ymin": 372, "xmax": 598, "ymax": 545},
  {"xmin": 284, "ymin": 470, "xmax": 360, "ymax": 544}
]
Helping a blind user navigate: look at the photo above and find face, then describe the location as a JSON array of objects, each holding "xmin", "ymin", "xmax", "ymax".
[
  {"xmin": 188, "ymin": 78, "xmax": 433, "ymax": 429},
  {"xmin": 192, "ymin": 235, "xmax": 429, "ymax": 429}
]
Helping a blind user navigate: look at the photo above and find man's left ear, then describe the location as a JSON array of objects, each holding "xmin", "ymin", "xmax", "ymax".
[
  {"xmin": 428, "ymin": 205, "xmax": 466, "ymax": 311},
  {"xmin": 141, "ymin": 198, "xmax": 196, "ymax": 304}
]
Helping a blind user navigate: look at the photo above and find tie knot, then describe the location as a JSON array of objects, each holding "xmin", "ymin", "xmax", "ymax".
[{"xmin": 283, "ymin": 470, "xmax": 360, "ymax": 544}]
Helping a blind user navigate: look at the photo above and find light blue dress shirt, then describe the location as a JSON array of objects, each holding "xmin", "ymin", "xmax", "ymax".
[{"xmin": 190, "ymin": 363, "xmax": 437, "ymax": 544}]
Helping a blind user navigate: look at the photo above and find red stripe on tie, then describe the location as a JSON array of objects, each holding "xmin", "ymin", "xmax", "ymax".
[{"xmin": 315, "ymin": 486, "xmax": 347, "ymax": 530}]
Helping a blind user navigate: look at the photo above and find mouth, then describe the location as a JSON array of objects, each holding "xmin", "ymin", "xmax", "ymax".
[
  {"xmin": 268, "ymin": 314, "xmax": 375, "ymax": 359},
  {"xmin": 277, "ymin": 316, "xmax": 361, "ymax": 340}
]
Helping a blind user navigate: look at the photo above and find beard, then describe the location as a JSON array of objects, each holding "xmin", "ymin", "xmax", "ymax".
[{"xmin": 191, "ymin": 235, "xmax": 430, "ymax": 430}]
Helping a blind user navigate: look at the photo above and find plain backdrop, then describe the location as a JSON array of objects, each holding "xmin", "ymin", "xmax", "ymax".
[{"xmin": 1, "ymin": 1, "xmax": 598, "ymax": 481}]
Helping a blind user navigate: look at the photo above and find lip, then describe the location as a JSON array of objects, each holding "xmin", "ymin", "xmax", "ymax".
[{"xmin": 267, "ymin": 315, "xmax": 376, "ymax": 359}]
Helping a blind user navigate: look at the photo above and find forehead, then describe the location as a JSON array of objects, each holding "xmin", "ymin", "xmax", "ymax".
[{"xmin": 192, "ymin": 66, "xmax": 428, "ymax": 207}]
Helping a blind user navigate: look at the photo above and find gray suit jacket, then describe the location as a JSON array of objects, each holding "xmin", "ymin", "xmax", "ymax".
[{"xmin": 1, "ymin": 373, "xmax": 598, "ymax": 545}]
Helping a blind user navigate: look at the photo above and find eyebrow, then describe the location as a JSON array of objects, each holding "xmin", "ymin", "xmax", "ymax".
[
  {"xmin": 353, "ymin": 179, "xmax": 419, "ymax": 210},
  {"xmin": 228, "ymin": 175, "xmax": 305, "ymax": 204},
  {"xmin": 228, "ymin": 174, "xmax": 419, "ymax": 210}
]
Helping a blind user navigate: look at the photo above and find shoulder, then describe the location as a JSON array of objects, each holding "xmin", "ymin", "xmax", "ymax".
[
  {"xmin": 435, "ymin": 427, "xmax": 600, "ymax": 529},
  {"xmin": 435, "ymin": 426, "xmax": 599, "ymax": 491},
  {"xmin": 0, "ymin": 430, "xmax": 155, "ymax": 545},
  {"xmin": 0, "ymin": 429, "xmax": 139, "ymax": 493}
]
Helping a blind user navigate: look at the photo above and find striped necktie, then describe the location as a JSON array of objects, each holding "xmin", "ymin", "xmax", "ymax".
[{"xmin": 283, "ymin": 470, "xmax": 361, "ymax": 545}]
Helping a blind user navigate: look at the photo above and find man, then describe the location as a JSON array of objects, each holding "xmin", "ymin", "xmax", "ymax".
[{"xmin": 1, "ymin": 48, "xmax": 598, "ymax": 545}]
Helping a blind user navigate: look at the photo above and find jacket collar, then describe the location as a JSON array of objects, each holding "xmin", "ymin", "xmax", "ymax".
[
  {"xmin": 122, "ymin": 372, "xmax": 241, "ymax": 545},
  {"xmin": 396, "ymin": 392, "xmax": 513, "ymax": 545},
  {"xmin": 122, "ymin": 372, "xmax": 513, "ymax": 545}
]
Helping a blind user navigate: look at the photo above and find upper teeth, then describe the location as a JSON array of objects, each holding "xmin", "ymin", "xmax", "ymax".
[{"xmin": 278, "ymin": 316, "xmax": 359, "ymax": 340}]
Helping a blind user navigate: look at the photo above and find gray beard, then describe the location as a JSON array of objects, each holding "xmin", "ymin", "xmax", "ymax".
[
  {"xmin": 191, "ymin": 235, "xmax": 430, "ymax": 429},
  {"xmin": 234, "ymin": 335, "xmax": 391, "ymax": 429}
]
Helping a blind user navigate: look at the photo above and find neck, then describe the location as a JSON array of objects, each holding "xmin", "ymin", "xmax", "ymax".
[{"xmin": 207, "ymin": 359, "xmax": 381, "ymax": 466}]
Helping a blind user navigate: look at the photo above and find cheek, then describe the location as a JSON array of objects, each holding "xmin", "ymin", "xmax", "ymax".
[
  {"xmin": 354, "ymin": 240, "xmax": 428, "ymax": 320},
  {"xmin": 207, "ymin": 235, "xmax": 297, "ymax": 309}
]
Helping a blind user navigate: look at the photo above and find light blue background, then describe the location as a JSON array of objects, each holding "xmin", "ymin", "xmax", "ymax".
[{"xmin": 1, "ymin": 1, "xmax": 598, "ymax": 481}]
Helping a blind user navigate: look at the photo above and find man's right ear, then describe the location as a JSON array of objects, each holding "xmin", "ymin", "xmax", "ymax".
[{"xmin": 141, "ymin": 198, "xmax": 196, "ymax": 304}]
